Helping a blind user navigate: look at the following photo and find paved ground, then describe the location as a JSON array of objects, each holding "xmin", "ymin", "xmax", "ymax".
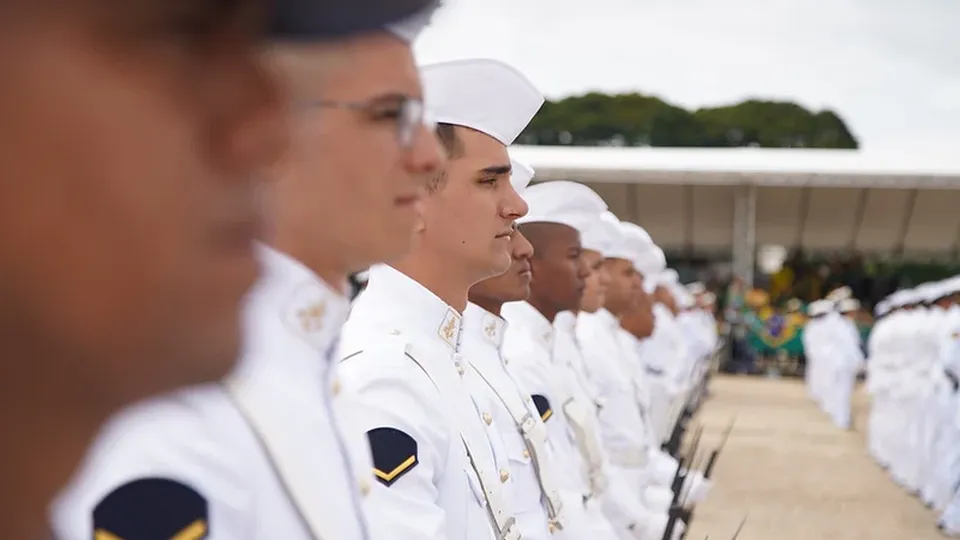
[{"xmin": 682, "ymin": 375, "xmax": 944, "ymax": 540}]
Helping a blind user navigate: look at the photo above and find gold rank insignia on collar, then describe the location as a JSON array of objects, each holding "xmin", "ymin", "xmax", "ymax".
[
  {"xmin": 484, "ymin": 319, "xmax": 497, "ymax": 339},
  {"xmin": 297, "ymin": 302, "xmax": 327, "ymax": 333},
  {"xmin": 438, "ymin": 308, "xmax": 461, "ymax": 349}
]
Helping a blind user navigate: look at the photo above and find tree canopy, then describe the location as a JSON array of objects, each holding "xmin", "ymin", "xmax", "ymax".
[{"xmin": 517, "ymin": 92, "xmax": 859, "ymax": 149}]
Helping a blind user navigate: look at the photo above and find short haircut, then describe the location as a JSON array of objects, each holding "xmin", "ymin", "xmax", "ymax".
[
  {"xmin": 426, "ymin": 123, "xmax": 462, "ymax": 193},
  {"xmin": 518, "ymin": 222, "xmax": 575, "ymax": 260}
]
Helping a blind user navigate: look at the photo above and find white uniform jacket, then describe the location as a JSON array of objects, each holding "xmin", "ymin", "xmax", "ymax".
[
  {"xmin": 462, "ymin": 303, "xmax": 563, "ymax": 539},
  {"xmin": 338, "ymin": 265, "xmax": 518, "ymax": 540},
  {"xmin": 51, "ymin": 246, "xmax": 376, "ymax": 540}
]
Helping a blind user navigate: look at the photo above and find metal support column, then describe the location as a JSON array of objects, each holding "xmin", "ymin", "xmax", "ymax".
[{"xmin": 732, "ymin": 184, "xmax": 757, "ymax": 286}]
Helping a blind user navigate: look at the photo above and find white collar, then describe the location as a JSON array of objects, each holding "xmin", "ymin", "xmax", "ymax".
[
  {"xmin": 553, "ymin": 310, "xmax": 578, "ymax": 335},
  {"xmin": 617, "ymin": 327, "xmax": 643, "ymax": 347},
  {"xmin": 586, "ymin": 307, "xmax": 619, "ymax": 331},
  {"xmin": 501, "ymin": 300, "xmax": 554, "ymax": 348},
  {"xmin": 355, "ymin": 264, "xmax": 463, "ymax": 351},
  {"xmin": 247, "ymin": 245, "xmax": 349, "ymax": 351},
  {"xmin": 464, "ymin": 302, "xmax": 508, "ymax": 351}
]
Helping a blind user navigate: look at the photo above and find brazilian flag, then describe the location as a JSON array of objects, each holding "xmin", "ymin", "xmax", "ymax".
[{"xmin": 746, "ymin": 306, "xmax": 806, "ymax": 357}]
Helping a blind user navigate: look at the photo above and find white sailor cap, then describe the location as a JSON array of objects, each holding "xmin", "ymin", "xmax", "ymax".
[
  {"xmin": 917, "ymin": 281, "xmax": 949, "ymax": 304},
  {"xmin": 619, "ymin": 221, "xmax": 654, "ymax": 268},
  {"xmin": 634, "ymin": 241, "xmax": 667, "ymax": 276},
  {"xmin": 509, "ymin": 155, "xmax": 535, "ymax": 191},
  {"xmin": 640, "ymin": 245, "xmax": 668, "ymax": 294},
  {"xmin": 686, "ymin": 282, "xmax": 707, "ymax": 295},
  {"xmin": 889, "ymin": 289, "xmax": 916, "ymax": 308},
  {"xmin": 579, "ymin": 213, "xmax": 620, "ymax": 256},
  {"xmin": 660, "ymin": 268, "xmax": 680, "ymax": 285},
  {"xmin": 517, "ymin": 181, "xmax": 607, "ymax": 233},
  {"xmin": 941, "ymin": 276, "xmax": 960, "ymax": 297},
  {"xmin": 592, "ymin": 212, "xmax": 638, "ymax": 262},
  {"xmin": 807, "ymin": 300, "xmax": 831, "ymax": 317},
  {"xmin": 825, "ymin": 285, "xmax": 852, "ymax": 302},
  {"xmin": 837, "ymin": 298, "xmax": 860, "ymax": 313},
  {"xmin": 421, "ymin": 59, "xmax": 544, "ymax": 145},
  {"xmin": 622, "ymin": 222, "xmax": 653, "ymax": 246},
  {"xmin": 875, "ymin": 300, "xmax": 890, "ymax": 317},
  {"xmin": 386, "ymin": 2, "xmax": 438, "ymax": 44},
  {"xmin": 673, "ymin": 285, "xmax": 696, "ymax": 309}
]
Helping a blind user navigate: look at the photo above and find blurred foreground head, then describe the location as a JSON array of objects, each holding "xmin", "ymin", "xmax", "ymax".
[
  {"xmin": 0, "ymin": 0, "xmax": 436, "ymax": 537},
  {"xmin": 268, "ymin": 3, "xmax": 444, "ymax": 284}
]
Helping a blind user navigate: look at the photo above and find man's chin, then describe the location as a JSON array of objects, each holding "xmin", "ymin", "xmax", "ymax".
[
  {"xmin": 484, "ymin": 253, "xmax": 512, "ymax": 278},
  {"xmin": 506, "ymin": 285, "xmax": 530, "ymax": 303}
]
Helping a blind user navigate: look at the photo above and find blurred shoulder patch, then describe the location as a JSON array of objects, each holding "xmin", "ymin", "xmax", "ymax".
[
  {"xmin": 368, "ymin": 427, "xmax": 419, "ymax": 487},
  {"xmin": 93, "ymin": 477, "xmax": 208, "ymax": 540},
  {"xmin": 531, "ymin": 394, "xmax": 553, "ymax": 422}
]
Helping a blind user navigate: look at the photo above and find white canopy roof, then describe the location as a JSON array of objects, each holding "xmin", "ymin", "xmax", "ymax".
[
  {"xmin": 510, "ymin": 146, "xmax": 960, "ymax": 189},
  {"xmin": 515, "ymin": 146, "xmax": 960, "ymax": 258}
]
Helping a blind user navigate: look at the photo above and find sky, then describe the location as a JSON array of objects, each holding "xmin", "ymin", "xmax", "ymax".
[{"xmin": 414, "ymin": 0, "xmax": 960, "ymax": 152}]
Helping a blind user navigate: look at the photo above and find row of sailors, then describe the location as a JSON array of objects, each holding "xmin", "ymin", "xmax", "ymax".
[
  {"xmin": 47, "ymin": 48, "xmax": 720, "ymax": 540},
  {"xmin": 803, "ymin": 287, "xmax": 865, "ymax": 430},
  {"xmin": 858, "ymin": 278, "xmax": 960, "ymax": 534}
]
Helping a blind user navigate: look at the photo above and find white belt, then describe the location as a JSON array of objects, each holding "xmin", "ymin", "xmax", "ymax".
[
  {"xmin": 608, "ymin": 448, "xmax": 649, "ymax": 469},
  {"xmin": 562, "ymin": 398, "xmax": 608, "ymax": 495}
]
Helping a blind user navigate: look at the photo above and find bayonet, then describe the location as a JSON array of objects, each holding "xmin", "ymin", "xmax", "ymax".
[
  {"xmin": 704, "ymin": 414, "xmax": 737, "ymax": 478},
  {"xmin": 730, "ymin": 515, "xmax": 747, "ymax": 540}
]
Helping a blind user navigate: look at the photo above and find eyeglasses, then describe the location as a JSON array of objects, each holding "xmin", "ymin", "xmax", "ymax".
[{"xmin": 306, "ymin": 96, "xmax": 427, "ymax": 149}]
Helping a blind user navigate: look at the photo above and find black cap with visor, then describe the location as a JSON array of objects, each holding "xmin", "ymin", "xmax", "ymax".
[{"xmin": 270, "ymin": 0, "xmax": 438, "ymax": 39}]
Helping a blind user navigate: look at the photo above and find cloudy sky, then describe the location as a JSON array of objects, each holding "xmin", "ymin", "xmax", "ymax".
[{"xmin": 414, "ymin": 0, "xmax": 960, "ymax": 152}]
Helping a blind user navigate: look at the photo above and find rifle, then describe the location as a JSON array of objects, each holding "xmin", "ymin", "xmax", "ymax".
[
  {"xmin": 664, "ymin": 400, "xmax": 692, "ymax": 458},
  {"xmin": 679, "ymin": 416, "xmax": 737, "ymax": 538},
  {"xmin": 704, "ymin": 415, "xmax": 737, "ymax": 479},
  {"xmin": 730, "ymin": 515, "xmax": 747, "ymax": 540},
  {"xmin": 660, "ymin": 421, "xmax": 708, "ymax": 540},
  {"xmin": 694, "ymin": 514, "xmax": 745, "ymax": 540},
  {"xmin": 659, "ymin": 451, "xmax": 689, "ymax": 540}
]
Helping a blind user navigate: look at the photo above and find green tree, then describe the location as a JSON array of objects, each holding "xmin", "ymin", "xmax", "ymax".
[{"xmin": 519, "ymin": 93, "xmax": 859, "ymax": 149}]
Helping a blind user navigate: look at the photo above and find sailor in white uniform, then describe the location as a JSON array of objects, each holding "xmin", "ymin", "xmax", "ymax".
[
  {"xmin": 49, "ymin": 10, "xmax": 444, "ymax": 540},
  {"xmin": 607, "ymin": 229, "xmax": 711, "ymax": 508},
  {"xmin": 889, "ymin": 289, "xmax": 926, "ymax": 492},
  {"xmin": 641, "ymin": 268, "xmax": 694, "ymax": 443},
  {"xmin": 803, "ymin": 299, "xmax": 830, "ymax": 412},
  {"xmin": 673, "ymin": 284, "xmax": 713, "ymax": 409},
  {"xmin": 558, "ymin": 204, "xmax": 673, "ymax": 540},
  {"xmin": 575, "ymin": 216, "xmax": 658, "ymax": 502},
  {"xmin": 500, "ymin": 182, "xmax": 676, "ymax": 540},
  {"xmin": 459, "ymin": 157, "xmax": 574, "ymax": 540},
  {"xmin": 930, "ymin": 278, "xmax": 960, "ymax": 512},
  {"xmin": 831, "ymin": 297, "xmax": 865, "ymax": 430},
  {"xmin": 865, "ymin": 297, "xmax": 897, "ymax": 468},
  {"xmin": 338, "ymin": 58, "xmax": 543, "ymax": 540},
  {"xmin": 573, "ymin": 217, "xmax": 695, "ymax": 540}
]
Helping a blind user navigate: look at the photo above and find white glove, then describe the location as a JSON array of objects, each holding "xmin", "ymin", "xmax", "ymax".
[
  {"xmin": 647, "ymin": 450, "xmax": 680, "ymax": 486},
  {"xmin": 681, "ymin": 471, "xmax": 713, "ymax": 507},
  {"xmin": 641, "ymin": 512, "xmax": 684, "ymax": 540},
  {"xmin": 641, "ymin": 484, "xmax": 674, "ymax": 513}
]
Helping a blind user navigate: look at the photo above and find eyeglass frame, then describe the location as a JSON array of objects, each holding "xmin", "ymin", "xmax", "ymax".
[{"xmin": 303, "ymin": 95, "xmax": 429, "ymax": 150}]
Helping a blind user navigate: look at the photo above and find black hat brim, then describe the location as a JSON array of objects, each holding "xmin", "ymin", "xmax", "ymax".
[{"xmin": 270, "ymin": 0, "xmax": 437, "ymax": 39}]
